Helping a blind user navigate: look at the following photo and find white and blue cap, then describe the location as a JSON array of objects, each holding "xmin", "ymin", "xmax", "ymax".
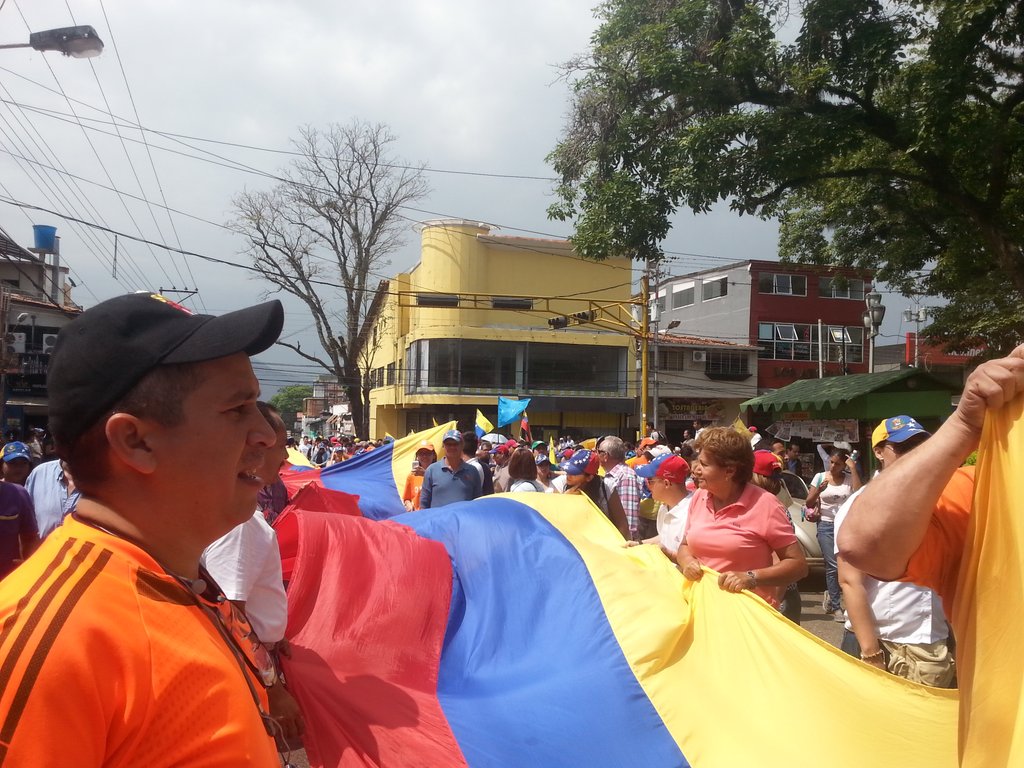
[
  {"xmin": 442, "ymin": 429, "xmax": 463, "ymax": 443},
  {"xmin": 562, "ymin": 449, "xmax": 600, "ymax": 476},
  {"xmin": 871, "ymin": 415, "xmax": 930, "ymax": 448}
]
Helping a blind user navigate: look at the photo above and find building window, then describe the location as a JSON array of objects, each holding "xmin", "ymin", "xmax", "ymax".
[
  {"xmin": 460, "ymin": 338, "xmax": 517, "ymax": 391},
  {"xmin": 404, "ymin": 339, "xmax": 626, "ymax": 395},
  {"xmin": 820, "ymin": 277, "xmax": 866, "ymax": 300},
  {"xmin": 757, "ymin": 322, "xmax": 862, "ymax": 363},
  {"xmin": 672, "ymin": 283, "xmax": 695, "ymax": 309},
  {"xmin": 427, "ymin": 338, "xmax": 459, "ymax": 388},
  {"xmin": 758, "ymin": 273, "xmax": 807, "ymax": 296},
  {"xmin": 705, "ymin": 350, "xmax": 751, "ymax": 377},
  {"xmin": 657, "ymin": 349, "xmax": 685, "ymax": 371},
  {"xmin": 701, "ymin": 276, "xmax": 728, "ymax": 301},
  {"xmin": 775, "ymin": 323, "xmax": 798, "ymax": 341},
  {"xmin": 385, "ymin": 363, "xmax": 396, "ymax": 385},
  {"xmin": 527, "ymin": 343, "xmax": 622, "ymax": 393}
]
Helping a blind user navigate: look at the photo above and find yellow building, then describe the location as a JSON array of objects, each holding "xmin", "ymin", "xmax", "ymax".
[{"xmin": 366, "ymin": 220, "xmax": 638, "ymax": 440}]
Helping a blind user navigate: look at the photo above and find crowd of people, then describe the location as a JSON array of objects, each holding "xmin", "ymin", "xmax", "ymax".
[{"xmin": 0, "ymin": 290, "xmax": 1019, "ymax": 766}]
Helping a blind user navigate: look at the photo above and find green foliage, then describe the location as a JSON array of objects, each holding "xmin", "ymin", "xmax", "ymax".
[
  {"xmin": 269, "ymin": 385, "xmax": 312, "ymax": 415},
  {"xmin": 550, "ymin": 0, "xmax": 1024, "ymax": 353}
]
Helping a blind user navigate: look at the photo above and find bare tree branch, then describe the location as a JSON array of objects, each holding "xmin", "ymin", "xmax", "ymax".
[{"xmin": 231, "ymin": 121, "xmax": 428, "ymax": 436}]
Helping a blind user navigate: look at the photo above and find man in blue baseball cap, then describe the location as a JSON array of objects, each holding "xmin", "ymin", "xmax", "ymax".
[
  {"xmin": 839, "ymin": 345, "xmax": 1024, "ymax": 766},
  {"xmin": 1, "ymin": 441, "xmax": 33, "ymax": 486},
  {"xmin": 419, "ymin": 429, "xmax": 483, "ymax": 509}
]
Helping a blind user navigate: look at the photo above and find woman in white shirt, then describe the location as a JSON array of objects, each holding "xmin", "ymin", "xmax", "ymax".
[{"xmin": 806, "ymin": 448, "xmax": 862, "ymax": 621}]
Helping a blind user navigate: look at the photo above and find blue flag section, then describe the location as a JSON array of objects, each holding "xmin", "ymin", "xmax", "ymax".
[
  {"xmin": 399, "ymin": 497, "xmax": 688, "ymax": 768},
  {"xmin": 319, "ymin": 446, "xmax": 402, "ymax": 521},
  {"xmin": 496, "ymin": 396, "xmax": 531, "ymax": 428},
  {"xmin": 317, "ymin": 422, "xmax": 456, "ymax": 521}
]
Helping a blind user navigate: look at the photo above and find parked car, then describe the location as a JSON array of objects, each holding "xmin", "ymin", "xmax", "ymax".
[{"xmin": 777, "ymin": 471, "xmax": 824, "ymax": 576}]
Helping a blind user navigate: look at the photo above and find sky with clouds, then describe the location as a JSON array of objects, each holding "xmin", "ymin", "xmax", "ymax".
[{"xmin": 0, "ymin": 1, "xmax": 918, "ymax": 394}]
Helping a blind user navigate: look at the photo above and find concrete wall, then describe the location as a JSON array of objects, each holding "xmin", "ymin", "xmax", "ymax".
[{"xmin": 654, "ymin": 263, "xmax": 751, "ymax": 344}]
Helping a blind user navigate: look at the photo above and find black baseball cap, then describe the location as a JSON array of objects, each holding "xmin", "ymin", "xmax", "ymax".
[{"xmin": 48, "ymin": 292, "xmax": 284, "ymax": 447}]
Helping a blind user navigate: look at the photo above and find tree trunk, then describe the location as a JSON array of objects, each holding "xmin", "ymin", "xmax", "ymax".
[{"xmin": 982, "ymin": 226, "xmax": 1024, "ymax": 300}]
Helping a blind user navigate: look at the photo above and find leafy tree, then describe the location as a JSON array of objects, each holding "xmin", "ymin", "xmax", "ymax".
[
  {"xmin": 232, "ymin": 121, "xmax": 428, "ymax": 435},
  {"xmin": 269, "ymin": 384, "xmax": 312, "ymax": 416},
  {"xmin": 549, "ymin": 0, "xmax": 1024, "ymax": 353}
]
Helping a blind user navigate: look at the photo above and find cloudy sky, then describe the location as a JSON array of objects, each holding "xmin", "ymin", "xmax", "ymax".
[{"xmin": 0, "ymin": 1, "xmax": 917, "ymax": 394}]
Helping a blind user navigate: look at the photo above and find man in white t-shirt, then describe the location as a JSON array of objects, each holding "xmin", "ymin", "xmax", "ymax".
[
  {"xmin": 203, "ymin": 402, "xmax": 305, "ymax": 740},
  {"xmin": 634, "ymin": 454, "xmax": 692, "ymax": 559},
  {"xmin": 834, "ymin": 415, "xmax": 953, "ymax": 687}
]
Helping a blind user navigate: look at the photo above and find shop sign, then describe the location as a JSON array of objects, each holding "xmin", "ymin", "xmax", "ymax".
[{"xmin": 660, "ymin": 399, "xmax": 725, "ymax": 421}]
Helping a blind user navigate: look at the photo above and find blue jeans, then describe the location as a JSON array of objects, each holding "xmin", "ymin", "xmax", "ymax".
[{"xmin": 817, "ymin": 519, "xmax": 842, "ymax": 612}]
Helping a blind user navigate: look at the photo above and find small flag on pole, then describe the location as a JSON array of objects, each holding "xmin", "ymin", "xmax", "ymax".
[
  {"xmin": 475, "ymin": 409, "xmax": 494, "ymax": 439},
  {"xmin": 520, "ymin": 412, "xmax": 532, "ymax": 443}
]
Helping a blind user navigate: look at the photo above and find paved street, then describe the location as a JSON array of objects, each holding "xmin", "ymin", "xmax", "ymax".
[{"xmin": 796, "ymin": 585, "xmax": 846, "ymax": 649}]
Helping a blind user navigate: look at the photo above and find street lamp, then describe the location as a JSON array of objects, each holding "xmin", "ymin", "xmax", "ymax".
[
  {"xmin": 862, "ymin": 291, "xmax": 886, "ymax": 373},
  {"xmin": 0, "ymin": 25, "xmax": 104, "ymax": 58}
]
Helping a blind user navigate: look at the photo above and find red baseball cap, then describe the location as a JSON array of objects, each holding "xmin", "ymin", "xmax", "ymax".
[
  {"xmin": 635, "ymin": 454, "xmax": 689, "ymax": 484},
  {"xmin": 752, "ymin": 450, "xmax": 783, "ymax": 477}
]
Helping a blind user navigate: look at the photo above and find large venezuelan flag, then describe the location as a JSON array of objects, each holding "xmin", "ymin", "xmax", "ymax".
[
  {"xmin": 282, "ymin": 492, "xmax": 959, "ymax": 768},
  {"xmin": 957, "ymin": 393, "xmax": 1024, "ymax": 767},
  {"xmin": 314, "ymin": 422, "xmax": 456, "ymax": 520}
]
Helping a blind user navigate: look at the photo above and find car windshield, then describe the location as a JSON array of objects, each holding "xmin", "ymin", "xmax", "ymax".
[{"xmin": 780, "ymin": 471, "xmax": 808, "ymax": 501}]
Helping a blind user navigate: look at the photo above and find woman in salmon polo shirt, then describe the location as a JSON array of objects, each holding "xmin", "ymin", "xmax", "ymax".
[{"xmin": 677, "ymin": 427, "xmax": 808, "ymax": 608}]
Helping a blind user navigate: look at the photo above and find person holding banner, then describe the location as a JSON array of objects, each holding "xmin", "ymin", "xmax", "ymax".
[
  {"xmin": 678, "ymin": 427, "xmax": 808, "ymax": 609},
  {"xmin": 839, "ymin": 344, "xmax": 1024, "ymax": 767}
]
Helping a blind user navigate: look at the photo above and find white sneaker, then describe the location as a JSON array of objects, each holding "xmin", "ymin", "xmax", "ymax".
[{"xmin": 833, "ymin": 608, "xmax": 845, "ymax": 623}]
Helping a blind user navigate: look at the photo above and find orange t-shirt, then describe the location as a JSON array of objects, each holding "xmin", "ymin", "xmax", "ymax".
[
  {"xmin": 0, "ymin": 516, "xmax": 279, "ymax": 767},
  {"xmin": 403, "ymin": 473, "xmax": 425, "ymax": 511},
  {"xmin": 901, "ymin": 465, "xmax": 975, "ymax": 626}
]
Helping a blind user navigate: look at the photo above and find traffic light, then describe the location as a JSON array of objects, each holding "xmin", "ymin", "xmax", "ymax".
[
  {"xmin": 571, "ymin": 310, "xmax": 596, "ymax": 323},
  {"xmin": 548, "ymin": 316, "xmax": 569, "ymax": 329}
]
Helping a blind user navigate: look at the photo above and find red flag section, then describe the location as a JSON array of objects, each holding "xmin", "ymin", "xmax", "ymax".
[
  {"xmin": 280, "ymin": 509, "xmax": 467, "ymax": 768},
  {"xmin": 280, "ymin": 465, "xmax": 322, "ymax": 497},
  {"xmin": 274, "ymin": 484, "xmax": 361, "ymax": 582}
]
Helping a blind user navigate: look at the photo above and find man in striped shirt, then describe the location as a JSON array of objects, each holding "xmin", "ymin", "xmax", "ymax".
[{"xmin": 598, "ymin": 436, "xmax": 643, "ymax": 541}]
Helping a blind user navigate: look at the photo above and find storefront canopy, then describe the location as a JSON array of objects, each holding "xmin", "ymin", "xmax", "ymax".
[{"xmin": 741, "ymin": 368, "xmax": 955, "ymax": 419}]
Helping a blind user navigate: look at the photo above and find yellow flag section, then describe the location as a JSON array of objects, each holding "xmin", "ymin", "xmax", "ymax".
[
  {"xmin": 389, "ymin": 421, "xmax": 457, "ymax": 490},
  {"xmin": 524, "ymin": 493, "xmax": 959, "ymax": 768},
  {"xmin": 958, "ymin": 394, "xmax": 1024, "ymax": 768},
  {"xmin": 286, "ymin": 447, "xmax": 314, "ymax": 468}
]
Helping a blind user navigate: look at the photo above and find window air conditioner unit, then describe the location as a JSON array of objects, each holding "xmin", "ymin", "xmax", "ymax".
[
  {"xmin": 691, "ymin": 350, "xmax": 707, "ymax": 363},
  {"xmin": 5, "ymin": 332, "xmax": 25, "ymax": 355},
  {"xmin": 41, "ymin": 333, "xmax": 59, "ymax": 354}
]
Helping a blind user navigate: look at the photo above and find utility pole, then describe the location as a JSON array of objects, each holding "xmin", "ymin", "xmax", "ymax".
[
  {"xmin": 640, "ymin": 267, "xmax": 650, "ymax": 441},
  {"xmin": 903, "ymin": 304, "xmax": 927, "ymax": 367},
  {"xmin": 651, "ymin": 262, "xmax": 661, "ymax": 437}
]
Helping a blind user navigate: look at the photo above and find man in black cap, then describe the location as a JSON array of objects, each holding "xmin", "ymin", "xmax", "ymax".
[{"xmin": 0, "ymin": 293, "xmax": 285, "ymax": 766}]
